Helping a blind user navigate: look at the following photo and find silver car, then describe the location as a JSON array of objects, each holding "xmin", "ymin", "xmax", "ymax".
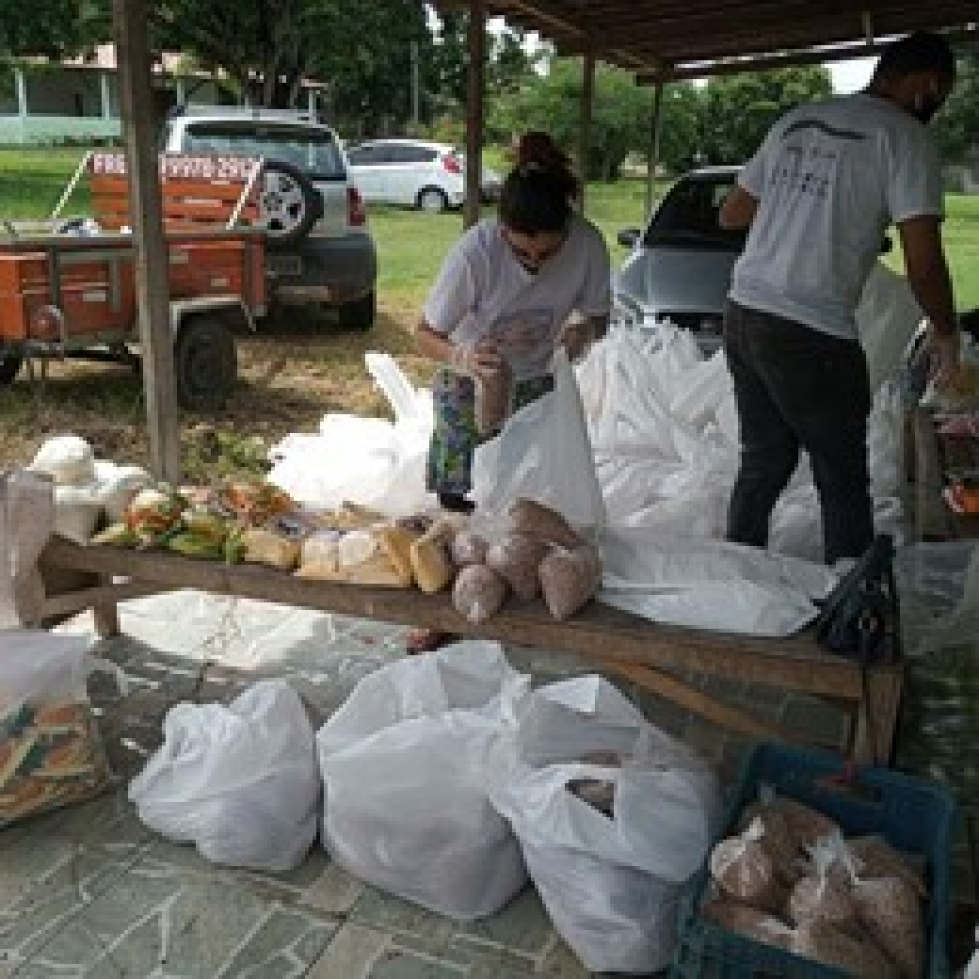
[{"xmin": 614, "ymin": 165, "xmax": 746, "ymax": 353}]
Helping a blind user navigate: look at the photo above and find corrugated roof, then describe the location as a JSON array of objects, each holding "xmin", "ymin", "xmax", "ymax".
[{"xmin": 435, "ymin": 0, "xmax": 979, "ymax": 81}]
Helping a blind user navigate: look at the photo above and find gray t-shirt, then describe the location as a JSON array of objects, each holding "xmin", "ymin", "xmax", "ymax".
[
  {"xmin": 423, "ymin": 214, "xmax": 611, "ymax": 380},
  {"xmin": 730, "ymin": 93, "xmax": 944, "ymax": 340}
]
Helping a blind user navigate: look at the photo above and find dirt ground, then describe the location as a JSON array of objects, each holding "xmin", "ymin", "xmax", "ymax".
[{"xmin": 0, "ymin": 297, "xmax": 436, "ymax": 482}]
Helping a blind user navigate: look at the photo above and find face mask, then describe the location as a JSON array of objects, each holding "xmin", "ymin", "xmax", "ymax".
[{"xmin": 912, "ymin": 91, "xmax": 943, "ymax": 124}]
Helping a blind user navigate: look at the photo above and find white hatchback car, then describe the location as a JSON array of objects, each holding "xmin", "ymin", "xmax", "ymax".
[{"xmin": 346, "ymin": 138, "xmax": 501, "ymax": 212}]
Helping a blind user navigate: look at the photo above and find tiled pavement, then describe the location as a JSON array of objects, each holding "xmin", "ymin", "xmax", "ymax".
[{"xmin": 0, "ymin": 588, "xmax": 960, "ymax": 977}]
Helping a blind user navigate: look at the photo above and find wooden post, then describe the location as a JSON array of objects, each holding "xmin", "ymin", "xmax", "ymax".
[
  {"xmin": 463, "ymin": 0, "xmax": 486, "ymax": 229},
  {"xmin": 113, "ymin": 0, "xmax": 182, "ymax": 483},
  {"xmin": 578, "ymin": 50, "xmax": 595, "ymax": 212},
  {"xmin": 645, "ymin": 80, "xmax": 665, "ymax": 218}
]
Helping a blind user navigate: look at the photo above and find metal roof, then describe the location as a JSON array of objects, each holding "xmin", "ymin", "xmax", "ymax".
[{"xmin": 437, "ymin": 0, "xmax": 979, "ymax": 82}]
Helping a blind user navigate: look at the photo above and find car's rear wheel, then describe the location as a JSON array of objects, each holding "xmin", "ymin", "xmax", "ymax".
[
  {"xmin": 417, "ymin": 187, "xmax": 449, "ymax": 213},
  {"xmin": 0, "ymin": 350, "xmax": 23, "ymax": 385},
  {"xmin": 175, "ymin": 315, "xmax": 237, "ymax": 411},
  {"xmin": 338, "ymin": 291, "xmax": 376, "ymax": 331},
  {"xmin": 255, "ymin": 160, "xmax": 323, "ymax": 249}
]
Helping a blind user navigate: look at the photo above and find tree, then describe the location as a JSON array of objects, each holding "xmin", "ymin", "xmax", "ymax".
[
  {"xmin": 700, "ymin": 66, "xmax": 832, "ymax": 164},
  {"xmin": 152, "ymin": 1, "xmax": 311, "ymax": 108},
  {"xmin": 933, "ymin": 52, "xmax": 979, "ymax": 161},
  {"xmin": 488, "ymin": 57, "xmax": 702, "ymax": 180},
  {"xmin": 0, "ymin": 0, "xmax": 109, "ymax": 58}
]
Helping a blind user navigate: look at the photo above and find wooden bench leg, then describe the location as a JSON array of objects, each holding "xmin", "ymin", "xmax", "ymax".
[
  {"xmin": 93, "ymin": 575, "xmax": 120, "ymax": 638},
  {"xmin": 852, "ymin": 666, "xmax": 903, "ymax": 766}
]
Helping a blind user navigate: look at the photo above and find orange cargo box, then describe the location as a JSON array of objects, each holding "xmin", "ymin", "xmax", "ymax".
[{"xmin": 0, "ymin": 233, "xmax": 265, "ymax": 342}]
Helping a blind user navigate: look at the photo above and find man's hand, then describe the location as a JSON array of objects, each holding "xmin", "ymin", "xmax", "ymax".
[{"xmin": 927, "ymin": 327, "xmax": 961, "ymax": 390}]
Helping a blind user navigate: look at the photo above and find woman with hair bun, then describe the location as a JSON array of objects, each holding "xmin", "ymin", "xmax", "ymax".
[{"xmin": 408, "ymin": 131, "xmax": 610, "ymax": 652}]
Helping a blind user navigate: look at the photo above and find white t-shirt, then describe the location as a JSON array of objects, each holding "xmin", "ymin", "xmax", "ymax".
[
  {"xmin": 423, "ymin": 213, "xmax": 611, "ymax": 380},
  {"xmin": 730, "ymin": 93, "xmax": 944, "ymax": 341}
]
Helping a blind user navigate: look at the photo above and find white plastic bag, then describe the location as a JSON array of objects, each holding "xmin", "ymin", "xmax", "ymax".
[
  {"xmin": 0, "ymin": 629, "xmax": 111, "ymax": 826},
  {"xmin": 0, "ymin": 470, "xmax": 55, "ymax": 628},
  {"xmin": 322, "ymin": 708, "xmax": 527, "ymax": 920},
  {"xmin": 472, "ymin": 348, "xmax": 606, "ymax": 537},
  {"xmin": 267, "ymin": 353, "xmax": 437, "ymax": 517},
  {"xmin": 488, "ymin": 676, "xmax": 720, "ymax": 973},
  {"xmin": 317, "ymin": 642, "xmax": 529, "ymax": 919},
  {"xmin": 128, "ymin": 679, "xmax": 320, "ymax": 872},
  {"xmin": 598, "ymin": 530, "xmax": 837, "ymax": 637}
]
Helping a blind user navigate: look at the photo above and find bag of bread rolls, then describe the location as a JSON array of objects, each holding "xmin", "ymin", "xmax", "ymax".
[
  {"xmin": 486, "ymin": 533, "xmax": 550, "ymax": 602},
  {"xmin": 538, "ymin": 544, "xmax": 601, "ymax": 620},
  {"xmin": 787, "ymin": 831, "xmax": 856, "ymax": 928},
  {"xmin": 453, "ymin": 564, "xmax": 509, "ymax": 623},
  {"xmin": 850, "ymin": 874, "xmax": 924, "ymax": 978},
  {"xmin": 506, "ymin": 497, "xmax": 582, "ymax": 548},
  {"xmin": 792, "ymin": 919, "xmax": 891, "ymax": 977},
  {"xmin": 710, "ymin": 818, "xmax": 784, "ymax": 911}
]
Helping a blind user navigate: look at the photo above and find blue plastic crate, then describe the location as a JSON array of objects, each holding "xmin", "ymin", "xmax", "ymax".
[{"xmin": 670, "ymin": 742, "xmax": 959, "ymax": 978}]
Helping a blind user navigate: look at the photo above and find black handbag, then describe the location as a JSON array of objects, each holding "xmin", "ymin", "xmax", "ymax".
[{"xmin": 814, "ymin": 534, "xmax": 901, "ymax": 664}]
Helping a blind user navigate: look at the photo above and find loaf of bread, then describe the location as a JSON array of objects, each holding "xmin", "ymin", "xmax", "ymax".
[
  {"xmin": 295, "ymin": 527, "xmax": 412, "ymax": 587},
  {"xmin": 241, "ymin": 526, "xmax": 302, "ymax": 570},
  {"xmin": 409, "ymin": 519, "xmax": 457, "ymax": 594},
  {"xmin": 453, "ymin": 564, "xmax": 509, "ymax": 623},
  {"xmin": 374, "ymin": 523, "xmax": 424, "ymax": 585}
]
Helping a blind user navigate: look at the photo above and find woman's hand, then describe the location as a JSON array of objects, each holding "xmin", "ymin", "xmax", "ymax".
[
  {"xmin": 557, "ymin": 317, "xmax": 595, "ymax": 362},
  {"xmin": 452, "ymin": 337, "xmax": 504, "ymax": 378}
]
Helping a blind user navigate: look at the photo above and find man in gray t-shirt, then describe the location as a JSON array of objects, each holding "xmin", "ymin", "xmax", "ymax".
[{"xmin": 719, "ymin": 31, "xmax": 961, "ymax": 565}]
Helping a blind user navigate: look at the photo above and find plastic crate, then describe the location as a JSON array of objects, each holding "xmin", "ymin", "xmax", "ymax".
[{"xmin": 670, "ymin": 742, "xmax": 959, "ymax": 978}]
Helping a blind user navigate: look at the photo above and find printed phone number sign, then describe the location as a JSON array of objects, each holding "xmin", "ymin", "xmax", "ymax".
[{"xmin": 90, "ymin": 153, "xmax": 261, "ymax": 183}]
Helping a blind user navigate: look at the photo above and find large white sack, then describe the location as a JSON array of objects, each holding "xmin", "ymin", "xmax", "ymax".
[
  {"xmin": 128, "ymin": 680, "xmax": 320, "ymax": 873},
  {"xmin": 488, "ymin": 676, "xmax": 720, "ymax": 974},
  {"xmin": 472, "ymin": 349, "xmax": 606, "ymax": 537},
  {"xmin": 856, "ymin": 262, "xmax": 923, "ymax": 392},
  {"xmin": 268, "ymin": 412, "xmax": 435, "ymax": 516},
  {"xmin": 322, "ymin": 709, "xmax": 527, "ymax": 920},
  {"xmin": 317, "ymin": 640, "xmax": 523, "ymax": 756},
  {"xmin": 317, "ymin": 642, "xmax": 529, "ymax": 920}
]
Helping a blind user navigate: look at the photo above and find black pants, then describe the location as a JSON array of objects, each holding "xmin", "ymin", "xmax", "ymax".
[{"xmin": 723, "ymin": 300, "xmax": 873, "ymax": 565}]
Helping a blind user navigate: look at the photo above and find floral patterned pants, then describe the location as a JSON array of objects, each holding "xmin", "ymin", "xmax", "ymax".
[{"xmin": 425, "ymin": 367, "xmax": 554, "ymax": 497}]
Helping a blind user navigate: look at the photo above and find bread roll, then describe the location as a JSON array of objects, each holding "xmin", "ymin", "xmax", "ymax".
[{"xmin": 409, "ymin": 519, "xmax": 457, "ymax": 594}]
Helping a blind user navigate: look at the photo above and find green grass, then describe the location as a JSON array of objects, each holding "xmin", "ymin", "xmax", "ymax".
[{"xmin": 2, "ymin": 145, "xmax": 978, "ymax": 309}]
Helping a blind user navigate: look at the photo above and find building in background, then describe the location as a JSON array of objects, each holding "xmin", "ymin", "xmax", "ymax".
[{"xmin": 0, "ymin": 44, "xmax": 327, "ymax": 146}]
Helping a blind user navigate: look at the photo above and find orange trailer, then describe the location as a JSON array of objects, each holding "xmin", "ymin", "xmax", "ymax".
[{"xmin": 0, "ymin": 152, "xmax": 313, "ymax": 409}]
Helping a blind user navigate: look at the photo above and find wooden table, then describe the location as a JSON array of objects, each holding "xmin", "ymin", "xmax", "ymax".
[{"xmin": 30, "ymin": 535, "xmax": 904, "ymax": 766}]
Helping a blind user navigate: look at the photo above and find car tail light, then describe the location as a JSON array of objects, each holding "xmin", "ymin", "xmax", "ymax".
[
  {"xmin": 442, "ymin": 154, "xmax": 462, "ymax": 174},
  {"xmin": 347, "ymin": 186, "xmax": 367, "ymax": 226}
]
